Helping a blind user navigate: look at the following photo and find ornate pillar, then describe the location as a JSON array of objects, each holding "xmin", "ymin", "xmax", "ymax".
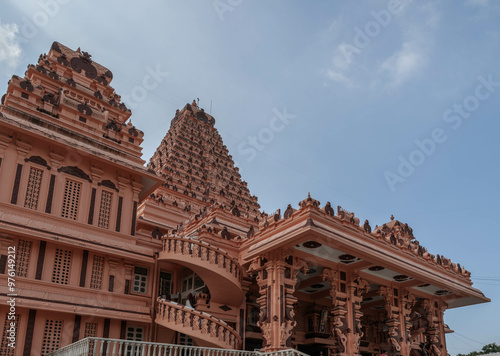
[
  {"xmin": 321, "ymin": 270, "xmax": 369, "ymax": 356},
  {"xmin": 423, "ymin": 300, "xmax": 444, "ymax": 356},
  {"xmin": 348, "ymin": 274, "xmax": 370, "ymax": 355},
  {"xmin": 378, "ymin": 286, "xmax": 405, "ymax": 356},
  {"xmin": 248, "ymin": 251, "xmax": 307, "ymax": 351},
  {"xmin": 321, "ymin": 269, "xmax": 348, "ymax": 356},
  {"xmin": 401, "ymin": 290, "xmax": 416, "ymax": 356}
]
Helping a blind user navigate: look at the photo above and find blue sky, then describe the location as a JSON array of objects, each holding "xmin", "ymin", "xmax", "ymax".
[{"xmin": 1, "ymin": 1, "xmax": 499, "ymax": 354}]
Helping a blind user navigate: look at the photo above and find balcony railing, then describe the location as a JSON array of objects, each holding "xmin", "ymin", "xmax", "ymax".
[
  {"xmin": 161, "ymin": 236, "xmax": 242, "ymax": 282},
  {"xmin": 156, "ymin": 298, "xmax": 241, "ymax": 349},
  {"xmin": 48, "ymin": 338, "xmax": 310, "ymax": 356}
]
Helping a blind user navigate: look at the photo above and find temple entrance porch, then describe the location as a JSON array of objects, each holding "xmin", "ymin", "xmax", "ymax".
[{"xmin": 241, "ymin": 196, "xmax": 455, "ymax": 356}]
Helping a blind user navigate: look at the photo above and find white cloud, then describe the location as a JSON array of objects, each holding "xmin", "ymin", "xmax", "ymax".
[
  {"xmin": 323, "ymin": 1, "xmax": 438, "ymax": 88},
  {"xmin": 0, "ymin": 21, "xmax": 21, "ymax": 69},
  {"xmin": 325, "ymin": 69, "xmax": 355, "ymax": 88},
  {"xmin": 465, "ymin": 0, "xmax": 489, "ymax": 6},
  {"xmin": 379, "ymin": 40, "xmax": 427, "ymax": 86}
]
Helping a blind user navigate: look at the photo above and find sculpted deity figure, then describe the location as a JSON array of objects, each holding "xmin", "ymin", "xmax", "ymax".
[
  {"xmin": 333, "ymin": 316, "xmax": 348, "ymax": 353},
  {"xmin": 388, "ymin": 327, "xmax": 401, "ymax": 354}
]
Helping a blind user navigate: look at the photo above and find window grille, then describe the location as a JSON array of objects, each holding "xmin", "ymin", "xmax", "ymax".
[
  {"xmin": 90, "ymin": 255, "xmax": 104, "ymax": 289},
  {"xmin": 61, "ymin": 180, "xmax": 81, "ymax": 220},
  {"xmin": 52, "ymin": 248, "xmax": 72, "ymax": 284},
  {"xmin": 24, "ymin": 167, "xmax": 43, "ymax": 209},
  {"xmin": 98, "ymin": 190, "xmax": 113, "ymax": 229},
  {"xmin": 84, "ymin": 322, "xmax": 98, "ymax": 351},
  {"xmin": 126, "ymin": 326, "xmax": 144, "ymax": 356},
  {"xmin": 16, "ymin": 239, "xmax": 32, "ymax": 278},
  {"xmin": 41, "ymin": 319, "xmax": 63, "ymax": 355},
  {"xmin": 158, "ymin": 271, "xmax": 172, "ymax": 298},
  {"xmin": 84, "ymin": 322, "xmax": 98, "ymax": 337},
  {"xmin": 179, "ymin": 333, "xmax": 194, "ymax": 346},
  {"xmin": 133, "ymin": 267, "xmax": 148, "ymax": 293}
]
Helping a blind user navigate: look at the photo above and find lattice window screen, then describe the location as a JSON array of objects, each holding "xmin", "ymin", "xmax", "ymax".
[
  {"xmin": 61, "ymin": 179, "xmax": 81, "ymax": 220},
  {"xmin": 52, "ymin": 248, "xmax": 72, "ymax": 284},
  {"xmin": 98, "ymin": 190, "xmax": 113, "ymax": 229},
  {"xmin": 84, "ymin": 322, "xmax": 98, "ymax": 352},
  {"xmin": 24, "ymin": 167, "xmax": 43, "ymax": 209},
  {"xmin": 84, "ymin": 322, "xmax": 98, "ymax": 337},
  {"xmin": 41, "ymin": 319, "xmax": 63, "ymax": 355},
  {"xmin": 16, "ymin": 239, "xmax": 32, "ymax": 278},
  {"xmin": 0, "ymin": 314, "xmax": 20, "ymax": 356},
  {"xmin": 90, "ymin": 255, "xmax": 104, "ymax": 289}
]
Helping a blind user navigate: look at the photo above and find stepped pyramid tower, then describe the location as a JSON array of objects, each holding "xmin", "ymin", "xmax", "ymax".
[
  {"xmin": 142, "ymin": 100, "xmax": 261, "ymax": 230},
  {"xmin": 0, "ymin": 42, "xmax": 489, "ymax": 356}
]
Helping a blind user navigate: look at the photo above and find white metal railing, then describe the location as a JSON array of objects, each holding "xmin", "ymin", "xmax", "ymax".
[{"xmin": 48, "ymin": 338, "xmax": 310, "ymax": 356}]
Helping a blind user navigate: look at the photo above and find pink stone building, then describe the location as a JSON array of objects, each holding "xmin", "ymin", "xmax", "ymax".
[{"xmin": 0, "ymin": 43, "xmax": 489, "ymax": 356}]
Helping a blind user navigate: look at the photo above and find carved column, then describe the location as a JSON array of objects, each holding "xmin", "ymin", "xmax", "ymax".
[
  {"xmin": 321, "ymin": 269, "xmax": 348, "ymax": 356},
  {"xmin": 423, "ymin": 300, "xmax": 444, "ymax": 356},
  {"xmin": 248, "ymin": 251, "xmax": 307, "ymax": 351},
  {"xmin": 348, "ymin": 274, "xmax": 370, "ymax": 355},
  {"xmin": 378, "ymin": 286, "xmax": 404, "ymax": 356},
  {"xmin": 401, "ymin": 291, "xmax": 416, "ymax": 356},
  {"xmin": 124, "ymin": 263, "xmax": 134, "ymax": 294}
]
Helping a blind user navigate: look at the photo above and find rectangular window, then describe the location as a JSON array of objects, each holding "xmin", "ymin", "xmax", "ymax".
[
  {"xmin": 90, "ymin": 255, "xmax": 104, "ymax": 289},
  {"xmin": 126, "ymin": 326, "xmax": 144, "ymax": 356},
  {"xmin": 16, "ymin": 239, "xmax": 32, "ymax": 278},
  {"xmin": 41, "ymin": 319, "xmax": 63, "ymax": 355},
  {"xmin": 24, "ymin": 167, "xmax": 43, "ymax": 210},
  {"xmin": 98, "ymin": 190, "xmax": 113, "ymax": 229},
  {"xmin": 179, "ymin": 333, "xmax": 193, "ymax": 346},
  {"xmin": 127, "ymin": 326, "xmax": 144, "ymax": 341},
  {"xmin": 133, "ymin": 266, "xmax": 148, "ymax": 294},
  {"xmin": 158, "ymin": 271, "xmax": 172, "ymax": 298},
  {"xmin": 61, "ymin": 180, "xmax": 81, "ymax": 220},
  {"xmin": 52, "ymin": 248, "xmax": 72, "ymax": 284}
]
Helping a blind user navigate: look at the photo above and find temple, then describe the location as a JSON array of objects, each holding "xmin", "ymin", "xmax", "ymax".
[{"xmin": 0, "ymin": 42, "xmax": 489, "ymax": 356}]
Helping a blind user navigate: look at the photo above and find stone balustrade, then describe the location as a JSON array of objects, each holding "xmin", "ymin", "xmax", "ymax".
[
  {"xmin": 156, "ymin": 298, "xmax": 241, "ymax": 350},
  {"xmin": 162, "ymin": 236, "xmax": 242, "ymax": 282}
]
